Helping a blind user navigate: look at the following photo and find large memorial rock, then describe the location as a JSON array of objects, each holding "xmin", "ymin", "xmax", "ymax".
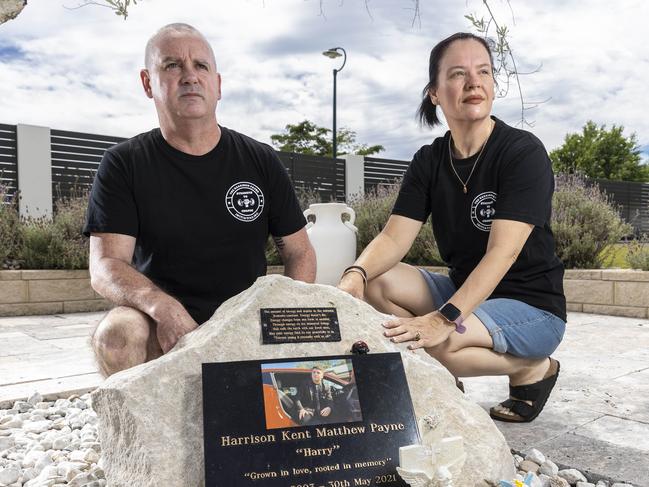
[{"xmin": 92, "ymin": 275, "xmax": 515, "ymax": 486}]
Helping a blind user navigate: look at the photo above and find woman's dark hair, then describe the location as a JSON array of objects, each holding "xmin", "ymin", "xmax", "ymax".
[{"xmin": 417, "ymin": 32, "xmax": 494, "ymax": 127}]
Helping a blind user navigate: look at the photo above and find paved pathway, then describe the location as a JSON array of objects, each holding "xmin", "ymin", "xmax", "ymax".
[{"xmin": 1, "ymin": 311, "xmax": 648, "ymax": 485}]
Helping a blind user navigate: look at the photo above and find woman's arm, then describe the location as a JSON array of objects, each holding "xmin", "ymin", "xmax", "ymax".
[
  {"xmin": 338, "ymin": 215, "xmax": 424, "ymax": 299},
  {"xmin": 383, "ymin": 218, "xmax": 533, "ymax": 349},
  {"xmin": 445, "ymin": 218, "xmax": 533, "ymax": 319}
]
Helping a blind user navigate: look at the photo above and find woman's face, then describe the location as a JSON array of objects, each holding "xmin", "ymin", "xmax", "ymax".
[{"xmin": 429, "ymin": 39, "xmax": 495, "ymax": 126}]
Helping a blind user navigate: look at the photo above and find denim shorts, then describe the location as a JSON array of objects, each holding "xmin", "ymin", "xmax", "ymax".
[{"xmin": 419, "ymin": 269, "xmax": 566, "ymax": 359}]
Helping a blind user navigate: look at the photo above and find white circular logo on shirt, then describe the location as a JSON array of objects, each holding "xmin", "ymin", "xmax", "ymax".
[
  {"xmin": 225, "ymin": 182, "xmax": 265, "ymax": 222},
  {"xmin": 471, "ymin": 191, "xmax": 497, "ymax": 232}
]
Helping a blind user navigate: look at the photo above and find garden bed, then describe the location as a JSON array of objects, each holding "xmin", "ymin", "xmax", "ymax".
[{"xmin": 1, "ymin": 266, "xmax": 647, "ymax": 318}]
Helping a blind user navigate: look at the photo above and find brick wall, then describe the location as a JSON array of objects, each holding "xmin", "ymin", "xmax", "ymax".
[
  {"xmin": 0, "ymin": 270, "xmax": 110, "ymax": 316},
  {"xmin": 1, "ymin": 268, "xmax": 647, "ymax": 318},
  {"xmin": 563, "ymin": 269, "xmax": 649, "ymax": 318}
]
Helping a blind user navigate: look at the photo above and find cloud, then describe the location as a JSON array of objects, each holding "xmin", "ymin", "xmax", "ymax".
[{"xmin": 0, "ymin": 0, "xmax": 648, "ymax": 161}]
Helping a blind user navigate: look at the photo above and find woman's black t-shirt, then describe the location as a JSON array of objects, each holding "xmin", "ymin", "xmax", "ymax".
[{"xmin": 392, "ymin": 116, "xmax": 566, "ymax": 321}]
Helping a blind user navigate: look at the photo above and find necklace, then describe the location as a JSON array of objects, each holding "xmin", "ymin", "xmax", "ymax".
[{"xmin": 448, "ymin": 121, "xmax": 494, "ymax": 194}]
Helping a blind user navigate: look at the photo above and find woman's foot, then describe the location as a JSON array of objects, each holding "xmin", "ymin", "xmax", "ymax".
[{"xmin": 490, "ymin": 358, "xmax": 560, "ymax": 423}]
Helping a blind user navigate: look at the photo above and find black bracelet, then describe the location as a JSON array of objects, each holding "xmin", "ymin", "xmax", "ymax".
[
  {"xmin": 343, "ymin": 265, "xmax": 368, "ymax": 281},
  {"xmin": 342, "ymin": 268, "xmax": 368, "ymax": 288}
]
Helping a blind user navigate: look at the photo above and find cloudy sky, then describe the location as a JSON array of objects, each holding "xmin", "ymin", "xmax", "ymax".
[{"xmin": 1, "ymin": 0, "xmax": 647, "ymax": 161}]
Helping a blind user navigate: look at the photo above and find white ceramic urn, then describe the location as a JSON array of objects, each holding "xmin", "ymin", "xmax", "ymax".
[{"xmin": 303, "ymin": 202, "xmax": 358, "ymax": 285}]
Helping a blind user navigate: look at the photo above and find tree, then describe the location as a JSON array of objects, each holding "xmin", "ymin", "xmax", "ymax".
[
  {"xmin": 550, "ymin": 121, "xmax": 649, "ymax": 182},
  {"xmin": 270, "ymin": 120, "xmax": 384, "ymax": 158}
]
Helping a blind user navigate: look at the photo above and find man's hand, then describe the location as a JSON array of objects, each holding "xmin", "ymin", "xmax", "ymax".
[
  {"xmin": 152, "ymin": 300, "xmax": 199, "ymax": 353},
  {"xmin": 337, "ymin": 272, "xmax": 365, "ymax": 300},
  {"xmin": 382, "ymin": 313, "xmax": 454, "ymax": 350},
  {"xmin": 298, "ymin": 408, "xmax": 313, "ymax": 421},
  {"xmin": 320, "ymin": 406, "xmax": 332, "ymax": 417}
]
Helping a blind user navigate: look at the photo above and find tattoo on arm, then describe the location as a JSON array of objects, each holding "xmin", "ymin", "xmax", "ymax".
[{"xmin": 273, "ymin": 237, "xmax": 286, "ymax": 251}]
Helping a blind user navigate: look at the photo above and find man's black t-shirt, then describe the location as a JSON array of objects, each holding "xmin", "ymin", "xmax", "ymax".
[
  {"xmin": 84, "ymin": 126, "xmax": 306, "ymax": 324},
  {"xmin": 392, "ymin": 117, "xmax": 566, "ymax": 321}
]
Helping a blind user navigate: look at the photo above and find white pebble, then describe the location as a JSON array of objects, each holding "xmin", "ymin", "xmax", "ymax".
[
  {"xmin": 0, "ymin": 417, "xmax": 22, "ymax": 430},
  {"xmin": 68, "ymin": 471, "xmax": 95, "ymax": 486},
  {"xmin": 0, "ymin": 436, "xmax": 15, "ymax": 451},
  {"xmin": 525, "ymin": 448, "xmax": 546, "ymax": 465},
  {"xmin": 12, "ymin": 402, "xmax": 32, "ymax": 413},
  {"xmin": 52, "ymin": 434, "xmax": 73, "ymax": 451},
  {"xmin": 0, "ymin": 466, "xmax": 21, "ymax": 485},
  {"xmin": 22, "ymin": 466, "xmax": 38, "ymax": 482},
  {"xmin": 558, "ymin": 468, "xmax": 588, "ymax": 484},
  {"xmin": 27, "ymin": 392, "xmax": 43, "ymax": 406},
  {"xmin": 21, "ymin": 449, "xmax": 46, "ymax": 468},
  {"xmin": 539, "ymin": 459, "xmax": 559, "ymax": 477},
  {"xmin": 23, "ymin": 420, "xmax": 52, "ymax": 434}
]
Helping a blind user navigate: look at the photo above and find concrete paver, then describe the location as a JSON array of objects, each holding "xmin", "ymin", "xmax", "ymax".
[
  {"xmin": 465, "ymin": 312, "xmax": 649, "ymax": 486},
  {"xmin": 1, "ymin": 310, "xmax": 648, "ymax": 485}
]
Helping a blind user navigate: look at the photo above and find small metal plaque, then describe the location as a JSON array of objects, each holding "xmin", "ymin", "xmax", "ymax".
[{"xmin": 260, "ymin": 307, "xmax": 341, "ymax": 344}]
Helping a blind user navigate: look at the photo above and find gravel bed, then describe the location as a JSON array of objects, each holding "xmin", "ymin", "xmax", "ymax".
[{"xmin": 0, "ymin": 391, "xmax": 638, "ymax": 487}]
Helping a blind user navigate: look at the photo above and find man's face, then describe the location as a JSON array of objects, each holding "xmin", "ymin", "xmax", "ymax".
[
  {"xmin": 311, "ymin": 369, "xmax": 323, "ymax": 384},
  {"xmin": 141, "ymin": 32, "xmax": 221, "ymax": 124}
]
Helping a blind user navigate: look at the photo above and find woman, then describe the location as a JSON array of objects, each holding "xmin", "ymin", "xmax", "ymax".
[{"xmin": 338, "ymin": 32, "xmax": 566, "ymax": 423}]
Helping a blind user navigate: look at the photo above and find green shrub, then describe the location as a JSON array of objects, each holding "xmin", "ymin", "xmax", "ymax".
[
  {"xmin": 626, "ymin": 237, "xmax": 649, "ymax": 271},
  {"xmin": 350, "ymin": 184, "xmax": 443, "ymax": 266},
  {"xmin": 0, "ymin": 184, "xmax": 21, "ymax": 267},
  {"xmin": 18, "ymin": 195, "xmax": 89, "ymax": 270},
  {"xmin": 552, "ymin": 174, "xmax": 632, "ymax": 268}
]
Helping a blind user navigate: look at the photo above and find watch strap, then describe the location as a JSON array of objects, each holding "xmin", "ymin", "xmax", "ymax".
[{"xmin": 439, "ymin": 302, "xmax": 466, "ymax": 334}]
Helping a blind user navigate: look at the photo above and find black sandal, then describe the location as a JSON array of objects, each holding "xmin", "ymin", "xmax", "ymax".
[{"xmin": 490, "ymin": 358, "xmax": 560, "ymax": 423}]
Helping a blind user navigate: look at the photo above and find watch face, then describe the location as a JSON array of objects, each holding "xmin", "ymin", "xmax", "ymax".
[{"xmin": 440, "ymin": 303, "xmax": 461, "ymax": 322}]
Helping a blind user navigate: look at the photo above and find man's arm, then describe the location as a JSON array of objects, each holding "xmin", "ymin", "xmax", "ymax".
[
  {"xmin": 272, "ymin": 227, "xmax": 316, "ymax": 283},
  {"xmin": 89, "ymin": 233, "xmax": 198, "ymax": 353}
]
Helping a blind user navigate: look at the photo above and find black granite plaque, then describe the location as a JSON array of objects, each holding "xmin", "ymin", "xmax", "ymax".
[
  {"xmin": 260, "ymin": 307, "xmax": 341, "ymax": 344},
  {"xmin": 202, "ymin": 353, "xmax": 419, "ymax": 487}
]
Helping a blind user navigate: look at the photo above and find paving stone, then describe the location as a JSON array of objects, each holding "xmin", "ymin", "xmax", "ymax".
[
  {"xmin": 537, "ymin": 433, "xmax": 648, "ymax": 486},
  {"xmin": 576, "ymin": 416, "xmax": 649, "ymax": 451}
]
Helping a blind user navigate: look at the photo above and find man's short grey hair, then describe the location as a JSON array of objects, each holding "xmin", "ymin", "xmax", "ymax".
[{"xmin": 144, "ymin": 23, "xmax": 216, "ymax": 69}]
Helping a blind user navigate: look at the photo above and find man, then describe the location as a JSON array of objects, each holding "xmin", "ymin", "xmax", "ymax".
[
  {"xmin": 84, "ymin": 23, "xmax": 316, "ymax": 377},
  {"xmin": 295, "ymin": 366, "xmax": 334, "ymax": 425}
]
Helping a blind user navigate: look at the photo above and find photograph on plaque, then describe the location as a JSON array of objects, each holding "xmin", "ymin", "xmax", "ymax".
[
  {"xmin": 202, "ymin": 353, "xmax": 419, "ymax": 487},
  {"xmin": 261, "ymin": 358, "xmax": 362, "ymax": 430}
]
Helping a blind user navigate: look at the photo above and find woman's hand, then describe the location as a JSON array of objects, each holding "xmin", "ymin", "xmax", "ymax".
[
  {"xmin": 337, "ymin": 271, "xmax": 366, "ymax": 300},
  {"xmin": 382, "ymin": 312, "xmax": 454, "ymax": 350}
]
